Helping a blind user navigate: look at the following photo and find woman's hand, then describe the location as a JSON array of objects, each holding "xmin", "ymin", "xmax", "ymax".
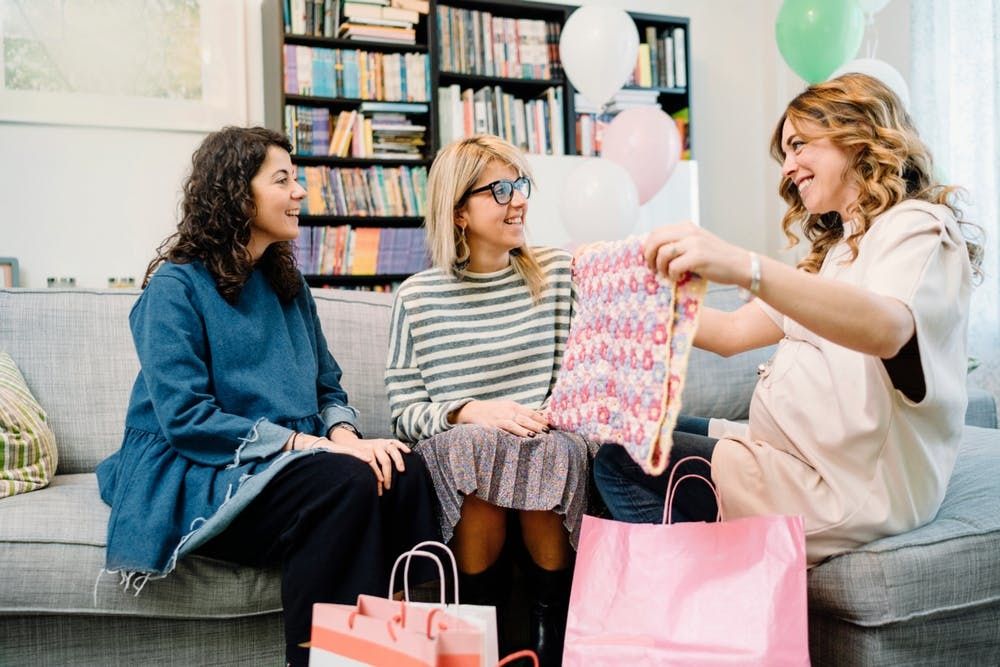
[
  {"xmin": 453, "ymin": 399, "xmax": 550, "ymax": 438},
  {"xmin": 286, "ymin": 430, "xmax": 411, "ymax": 495},
  {"xmin": 644, "ymin": 222, "xmax": 753, "ymax": 287}
]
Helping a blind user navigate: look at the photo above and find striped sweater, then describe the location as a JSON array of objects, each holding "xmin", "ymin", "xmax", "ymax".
[{"xmin": 385, "ymin": 247, "xmax": 574, "ymax": 442}]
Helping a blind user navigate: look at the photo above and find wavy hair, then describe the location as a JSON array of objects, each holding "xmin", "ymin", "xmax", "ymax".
[
  {"xmin": 770, "ymin": 73, "xmax": 982, "ymax": 279},
  {"xmin": 425, "ymin": 135, "xmax": 545, "ymax": 301},
  {"xmin": 144, "ymin": 126, "xmax": 302, "ymax": 303}
]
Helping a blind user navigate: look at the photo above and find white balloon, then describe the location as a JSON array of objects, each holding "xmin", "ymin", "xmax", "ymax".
[
  {"xmin": 856, "ymin": 0, "xmax": 891, "ymax": 14},
  {"xmin": 560, "ymin": 159, "xmax": 640, "ymax": 244},
  {"xmin": 830, "ymin": 57, "xmax": 910, "ymax": 110},
  {"xmin": 559, "ymin": 7, "xmax": 639, "ymax": 108}
]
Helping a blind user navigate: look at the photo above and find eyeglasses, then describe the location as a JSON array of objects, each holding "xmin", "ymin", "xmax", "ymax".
[{"xmin": 462, "ymin": 176, "xmax": 532, "ymax": 205}]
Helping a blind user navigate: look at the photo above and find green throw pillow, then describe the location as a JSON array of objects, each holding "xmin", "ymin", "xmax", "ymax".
[{"xmin": 0, "ymin": 352, "xmax": 58, "ymax": 497}]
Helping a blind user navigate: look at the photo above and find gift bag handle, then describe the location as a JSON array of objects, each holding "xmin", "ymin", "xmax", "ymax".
[
  {"xmin": 389, "ymin": 540, "xmax": 460, "ymax": 604},
  {"xmin": 389, "ymin": 549, "xmax": 446, "ymax": 604},
  {"xmin": 497, "ymin": 649, "xmax": 539, "ymax": 666},
  {"xmin": 661, "ymin": 455, "xmax": 724, "ymax": 524}
]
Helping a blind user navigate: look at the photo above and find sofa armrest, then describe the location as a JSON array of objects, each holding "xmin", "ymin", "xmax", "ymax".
[{"xmin": 966, "ymin": 387, "xmax": 998, "ymax": 429}]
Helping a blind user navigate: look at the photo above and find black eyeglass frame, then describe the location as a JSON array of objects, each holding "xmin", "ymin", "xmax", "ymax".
[{"xmin": 461, "ymin": 176, "xmax": 532, "ymax": 205}]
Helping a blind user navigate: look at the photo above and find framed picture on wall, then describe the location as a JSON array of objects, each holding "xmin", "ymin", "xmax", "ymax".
[
  {"xmin": 0, "ymin": 0, "xmax": 247, "ymax": 131},
  {"xmin": 0, "ymin": 257, "xmax": 19, "ymax": 287}
]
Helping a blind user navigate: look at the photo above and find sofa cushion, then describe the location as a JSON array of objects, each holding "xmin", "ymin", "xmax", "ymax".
[
  {"xmin": 0, "ymin": 352, "xmax": 58, "ymax": 497},
  {"xmin": 680, "ymin": 286, "xmax": 775, "ymax": 420},
  {"xmin": 807, "ymin": 425, "xmax": 1000, "ymax": 626},
  {"xmin": 0, "ymin": 473, "xmax": 282, "ymax": 617}
]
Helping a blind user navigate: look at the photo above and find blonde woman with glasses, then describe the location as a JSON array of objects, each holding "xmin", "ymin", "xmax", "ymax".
[{"xmin": 385, "ymin": 135, "xmax": 594, "ymax": 665}]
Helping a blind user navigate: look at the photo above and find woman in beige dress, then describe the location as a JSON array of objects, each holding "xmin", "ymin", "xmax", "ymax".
[{"xmin": 594, "ymin": 73, "xmax": 982, "ymax": 566}]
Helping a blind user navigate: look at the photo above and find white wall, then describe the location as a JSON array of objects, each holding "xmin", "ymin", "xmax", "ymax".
[{"xmin": 0, "ymin": 0, "xmax": 911, "ymax": 287}]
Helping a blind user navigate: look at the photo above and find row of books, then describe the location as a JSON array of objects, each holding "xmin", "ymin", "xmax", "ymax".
[
  {"xmin": 298, "ymin": 165, "xmax": 428, "ymax": 217},
  {"xmin": 287, "ymin": 105, "xmax": 427, "ymax": 159},
  {"xmin": 296, "ymin": 226, "xmax": 430, "ymax": 276},
  {"xmin": 438, "ymin": 84, "xmax": 565, "ymax": 156},
  {"xmin": 435, "ymin": 6, "xmax": 561, "ymax": 80},
  {"xmin": 629, "ymin": 25, "xmax": 688, "ymax": 90},
  {"xmin": 283, "ymin": 0, "xmax": 428, "ymax": 40},
  {"xmin": 284, "ymin": 45, "xmax": 430, "ymax": 101}
]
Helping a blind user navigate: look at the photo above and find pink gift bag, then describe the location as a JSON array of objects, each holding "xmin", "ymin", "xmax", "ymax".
[{"xmin": 563, "ymin": 457, "xmax": 810, "ymax": 666}]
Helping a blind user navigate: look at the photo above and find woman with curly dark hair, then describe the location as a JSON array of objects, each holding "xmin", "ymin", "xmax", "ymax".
[
  {"xmin": 595, "ymin": 74, "xmax": 981, "ymax": 566},
  {"xmin": 96, "ymin": 126, "xmax": 439, "ymax": 666}
]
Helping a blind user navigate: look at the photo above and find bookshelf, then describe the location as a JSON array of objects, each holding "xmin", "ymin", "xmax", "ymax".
[{"xmin": 262, "ymin": 0, "xmax": 692, "ymax": 290}]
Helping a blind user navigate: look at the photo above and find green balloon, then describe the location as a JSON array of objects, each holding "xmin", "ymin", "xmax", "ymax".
[{"xmin": 776, "ymin": 0, "xmax": 865, "ymax": 83}]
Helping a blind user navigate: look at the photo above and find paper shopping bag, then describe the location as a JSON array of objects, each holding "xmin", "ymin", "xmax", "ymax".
[
  {"xmin": 391, "ymin": 540, "xmax": 499, "ymax": 667},
  {"xmin": 309, "ymin": 600, "xmax": 437, "ymax": 667},
  {"xmin": 563, "ymin": 458, "xmax": 809, "ymax": 665}
]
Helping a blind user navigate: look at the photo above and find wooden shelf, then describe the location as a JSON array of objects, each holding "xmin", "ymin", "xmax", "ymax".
[
  {"xmin": 284, "ymin": 33, "xmax": 428, "ymax": 53},
  {"xmin": 285, "ymin": 94, "xmax": 432, "ymax": 111},
  {"xmin": 438, "ymin": 71, "xmax": 564, "ymax": 88}
]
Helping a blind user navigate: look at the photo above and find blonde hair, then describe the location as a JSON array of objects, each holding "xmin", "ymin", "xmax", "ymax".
[
  {"xmin": 770, "ymin": 73, "xmax": 982, "ymax": 279},
  {"xmin": 424, "ymin": 135, "xmax": 546, "ymax": 300}
]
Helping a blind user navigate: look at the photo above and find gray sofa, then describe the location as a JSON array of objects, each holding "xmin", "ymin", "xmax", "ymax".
[{"xmin": 1, "ymin": 285, "xmax": 998, "ymax": 666}]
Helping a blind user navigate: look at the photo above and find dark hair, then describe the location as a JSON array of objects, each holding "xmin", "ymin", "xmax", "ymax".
[
  {"xmin": 144, "ymin": 126, "xmax": 302, "ymax": 303},
  {"xmin": 769, "ymin": 73, "xmax": 982, "ymax": 280}
]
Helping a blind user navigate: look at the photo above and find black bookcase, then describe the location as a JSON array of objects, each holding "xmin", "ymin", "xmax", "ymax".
[{"xmin": 262, "ymin": 0, "xmax": 692, "ymax": 289}]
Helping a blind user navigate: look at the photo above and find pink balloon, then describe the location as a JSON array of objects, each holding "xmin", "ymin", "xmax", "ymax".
[{"xmin": 600, "ymin": 108, "xmax": 681, "ymax": 204}]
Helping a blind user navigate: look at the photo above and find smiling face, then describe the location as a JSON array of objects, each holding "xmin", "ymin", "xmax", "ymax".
[
  {"xmin": 456, "ymin": 160, "xmax": 528, "ymax": 272},
  {"xmin": 780, "ymin": 118, "xmax": 859, "ymax": 220},
  {"xmin": 247, "ymin": 145, "xmax": 306, "ymax": 261}
]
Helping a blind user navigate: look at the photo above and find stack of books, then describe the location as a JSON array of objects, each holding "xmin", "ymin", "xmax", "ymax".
[
  {"xmin": 339, "ymin": 0, "xmax": 430, "ymax": 45},
  {"xmin": 369, "ymin": 113, "xmax": 426, "ymax": 160}
]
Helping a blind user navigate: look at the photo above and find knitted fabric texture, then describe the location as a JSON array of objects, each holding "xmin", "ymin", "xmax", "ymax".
[{"xmin": 548, "ymin": 237, "xmax": 706, "ymax": 474}]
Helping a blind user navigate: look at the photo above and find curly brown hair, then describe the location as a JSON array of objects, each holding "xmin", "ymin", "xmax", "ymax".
[
  {"xmin": 144, "ymin": 126, "xmax": 302, "ymax": 303},
  {"xmin": 770, "ymin": 73, "xmax": 982, "ymax": 280}
]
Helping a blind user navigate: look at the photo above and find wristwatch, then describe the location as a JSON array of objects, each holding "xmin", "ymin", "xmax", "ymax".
[{"xmin": 329, "ymin": 421, "xmax": 362, "ymax": 438}]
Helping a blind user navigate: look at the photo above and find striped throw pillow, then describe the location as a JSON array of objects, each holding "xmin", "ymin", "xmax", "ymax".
[{"xmin": 0, "ymin": 352, "xmax": 58, "ymax": 497}]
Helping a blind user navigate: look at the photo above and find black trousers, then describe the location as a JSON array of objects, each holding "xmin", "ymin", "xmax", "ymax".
[{"xmin": 198, "ymin": 451, "xmax": 440, "ymax": 666}]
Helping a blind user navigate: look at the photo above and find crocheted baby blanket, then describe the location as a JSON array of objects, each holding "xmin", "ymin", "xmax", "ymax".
[{"xmin": 548, "ymin": 236, "xmax": 707, "ymax": 475}]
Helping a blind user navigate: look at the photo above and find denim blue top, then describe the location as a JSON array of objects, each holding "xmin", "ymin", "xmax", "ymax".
[{"xmin": 96, "ymin": 261, "xmax": 359, "ymax": 577}]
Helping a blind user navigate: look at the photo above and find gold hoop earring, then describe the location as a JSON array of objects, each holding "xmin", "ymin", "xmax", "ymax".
[{"xmin": 454, "ymin": 226, "xmax": 470, "ymax": 271}]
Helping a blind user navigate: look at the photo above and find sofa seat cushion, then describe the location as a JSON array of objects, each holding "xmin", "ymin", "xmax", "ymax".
[
  {"xmin": 808, "ymin": 426, "xmax": 1000, "ymax": 626},
  {"xmin": 0, "ymin": 473, "xmax": 281, "ymax": 618}
]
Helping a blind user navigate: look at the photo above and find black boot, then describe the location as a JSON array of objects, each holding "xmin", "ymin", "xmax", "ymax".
[
  {"xmin": 526, "ymin": 562, "xmax": 572, "ymax": 667},
  {"xmin": 457, "ymin": 556, "xmax": 513, "ymax": 656}
]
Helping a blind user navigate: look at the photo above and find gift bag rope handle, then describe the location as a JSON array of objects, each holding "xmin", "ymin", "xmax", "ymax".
[
  {"xmin": 661, "ymin": 455, "xmax": 724, "ymax": 524},
  {"xmin": 497, "ymin": 649, "xmax": 540, "ymax": 667},
  {"xmin": 389, "ymin": 540, "xmax": 461, "ymax": 605},
  {"xmin": 389, "ymin": 549, "xmax": 447, "ymax": 605}
]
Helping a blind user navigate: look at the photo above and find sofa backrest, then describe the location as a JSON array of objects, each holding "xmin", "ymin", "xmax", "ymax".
[
  {"xmin": 0, "ymin": 287, "xmax": 398, "ymax": 474},
  {"xmin": 0, "ymin": 284, "xmax": 770, "ymax": 474}
]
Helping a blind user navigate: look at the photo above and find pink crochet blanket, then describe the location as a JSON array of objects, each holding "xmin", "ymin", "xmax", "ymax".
[{"xmin": 548, "ymin": 237, "xmax": 707, "ymax": 475}]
